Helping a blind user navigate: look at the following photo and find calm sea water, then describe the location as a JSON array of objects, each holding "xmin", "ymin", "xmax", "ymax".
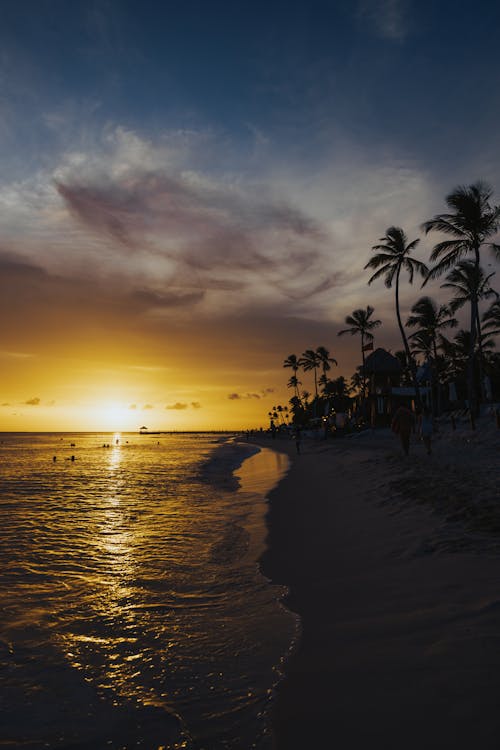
[{"xmin": 0, "ymin": 432, "xmax": 296, "ymax": 749}]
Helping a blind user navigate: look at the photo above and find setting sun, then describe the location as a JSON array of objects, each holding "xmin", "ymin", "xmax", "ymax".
[{"xmin": 97, "ymin": 403, "xmax": 134, "ymax": 431}]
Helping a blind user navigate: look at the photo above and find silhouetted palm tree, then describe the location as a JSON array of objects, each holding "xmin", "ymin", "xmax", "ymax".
[
  {"xmin": 409, "ymin": 329, "xmax": 433, "ymax": 360},
  {"xmin": 283, "ymin": 354, "xmax": 300, "ymax": 374},
  {"xmin": 350, "ymin": 368, "xmax": 364, "ymax": 397},
  {"xmin": 422, "ymin": 181, "xmax": 500, "ymax": 414},
  {"xmin": 365, "ymin": 226, "xmax": 428, "ymax": 407},
  {"xmin": 441, "ymin": 261, "xmax": 497, "ymax": 315},
  {"xmin": 440, "ymin": 261, "xmax": 497, "ymax": 401},
  {"xmin": 318, "ymin": 372, "xmax": 330, "ymax": 395},
  {"xmin": 482, "ymin": 298, "xmax": 500, "ymax": 338},
  {"xmin": 440, "ymin": 329, "xmax": 496, "ymax": 387},
  {"xmin": 299, "ymin": 349, "xmax": 321, "ymax": 397},
  {"xmin": 287, "ymin": 375, "xmax": 302, "ymax": 400},
  {"xmin": 338, "ymin": 305, "xmax": 382, "ymax": 399},
  {"xmin": 315, "ymin": 346, "xmax": 338, "ymax": 389},
  {"xmin": 406, "ymin": 296, "xmax": 458, "ymax": 413},
  {"xmin": 407, "ymin": 296, "xmax": 457, "ymax": 352}
]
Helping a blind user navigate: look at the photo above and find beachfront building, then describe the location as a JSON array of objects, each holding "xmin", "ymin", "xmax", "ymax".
[
  {"xmin": 364, "ymin": 347, "xmax": 431, "ymax": 425},
  {"xmin": 364, "ymin": 348, "xmax": 401, "ymax": 427}
]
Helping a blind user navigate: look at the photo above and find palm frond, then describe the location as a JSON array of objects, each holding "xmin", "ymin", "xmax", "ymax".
[
  {"xmin": 429, "ymin": 239, "xmax": 467, "ymax": 262},
  {"xmin": 338, "ymin": 327, "xmax": 355, "ymax": 337},
  {"xmin": 421, "ymin": 216, "xmax": 466, "ymax": 236},
  {"xmin": 384, "ymin": 264, "xmax": 397, "ymax": 288},
  {"xmin": 367, "ymin": 263, "xmax": 392, "ymax": 285},
  {"xmin": 405, "ymin": 238, "xmax": 421, "ymax": 252},
  {"xmin": 364, "ymin": 252, "xmax": 396, "ymax": 268},
  {"xmin": 490, "ymin": 243, "xmax": 500, "ymax": 259}
]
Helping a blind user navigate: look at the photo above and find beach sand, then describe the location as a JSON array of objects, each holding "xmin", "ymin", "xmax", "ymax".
[{"xmin": 254, "ymin": 413, "xmax": 500, "ymax": 749}]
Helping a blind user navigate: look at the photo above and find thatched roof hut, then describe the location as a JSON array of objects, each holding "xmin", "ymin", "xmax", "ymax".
[{"xmin": 364, "ymin": 348, "xmax": 401, "ymax": 374}]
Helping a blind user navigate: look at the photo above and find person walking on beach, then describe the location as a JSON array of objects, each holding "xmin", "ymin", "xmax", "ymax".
[
  {"xmin": 391, "ymin": 404, "xmax": 414, "ymax": 456},
  {"xmin": 294, "ymin": 427, "xmax": 302, "ymax": 454},
  {"xmin": 417, "ymin": 405, "xmax": 434, "ymax": 455}
]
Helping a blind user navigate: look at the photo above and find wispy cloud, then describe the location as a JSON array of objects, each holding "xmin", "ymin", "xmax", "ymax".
[
  {"xmin": 227, "ymin": 392, "xmax": 262, "ymax": 400},
  {"xmin": 0, "ymin": 122, "xmax": 445, "ymax": 342},
  {"xmin": 357, "ymin": 0, "xmax": 410, "ymax": 41},
  {"xmin": 0, "ymin": 349, "xmax": 34, "ymax": 359},
  {"xmin": 0, "ymin": 125, "xmax": 335, "ymax": 319}
]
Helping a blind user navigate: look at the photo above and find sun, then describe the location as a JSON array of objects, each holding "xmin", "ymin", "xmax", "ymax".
[{"xmin": 98, "ymin": 402, "xmax": 136, "ymax": 431}]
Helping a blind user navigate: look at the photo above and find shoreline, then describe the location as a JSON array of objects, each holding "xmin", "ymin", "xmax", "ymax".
[{"xmin": 254, "ymin": 421, "xmax": 500, "ymax": 749}]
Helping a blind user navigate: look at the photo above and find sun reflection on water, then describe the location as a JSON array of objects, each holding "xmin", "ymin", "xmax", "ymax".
[{"xmin": 0, "ymin": 433, "xmax": 297, "ymax": 748}]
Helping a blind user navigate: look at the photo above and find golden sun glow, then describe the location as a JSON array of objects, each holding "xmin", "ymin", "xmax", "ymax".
[{"xmin": 96, "ymin": 403, "xmax": 134, "ymax": 431}]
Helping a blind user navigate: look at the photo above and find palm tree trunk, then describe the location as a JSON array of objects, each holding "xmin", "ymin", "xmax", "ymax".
[
  {"xmin": 432, "ymin": 337, "xmax": 441, "ymax": 416},
  {"xmin": 395, "ymin": 266, "xmax": 422, "ymax": 410},
  {"xmin": 467, "ymin": 297, "xmax": 478, "ymax": 426},
  {"xmin": 361, "ymin": 333, "xmax": 367, "ymax": 401},
  {"xmin": 475, "ymin": 307, "xmax": 487, "ymax": 403},
  {"xmin": 468, "ymin": 243, "xmax": 481, "ymax": 422},
  {"xmin": 293, "ymin": 366, "xmax": 300, "ymax": 400}
]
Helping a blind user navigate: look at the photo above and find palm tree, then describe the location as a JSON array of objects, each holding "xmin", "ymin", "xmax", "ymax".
[
  {"xmin": 406, "ymin": 296, "xmax": 458, "ymax": 413},
  {"xmin": 482, "ymin": 298, "xmax": 500, "ymax": 338},
  {"xmin": 287, "ymin": 375, "xmax": 302, "ymax": 400},
  {"xmin": 407, "ymin": 296, "xmax": 458, "ymax": 352},
  {"xmin": 440, "ymin": 329, "xmax": 496, "ymax": 387},
  {"xmin": 394, "ymin": 349, "xmax": 413, "ymax": 386},
  {"xmin": 299, "ymin": 349, "xmax": 321, "ymax": 398},
  {"xmin": 441, "ymin": 261, "xmax": 497, "ymax": 315},
  {"xmin": 284, "ymin": 353, "xmax": 303, "ymax": 401},
  {"xmin": 440, "ymin": 261, "xmax": 497, "ymax": 402},
  {"xmin": 409, "ymin": 329, "xmax": 433, "ymax": 360},
  {"xmin": 422, "ymin": 181, "xmax": 500, "ymax": 415},
  {"xmin": 365, "ymin": 226, "xmax": 428, "ymax": 408},
  {"xmin": 315, "ymin": 346, "xmax": 338, "ymax": 388},
  {"xmin": 318, "ymin": 372, "xmax": 330, "ymax": 395},
  {"xmin": 350, "ymin": 368, "xmax": 364, "ymax": 396},
  {"xmin": 338, "ymin": 306, "xmax": 382, "ymax": 399}
]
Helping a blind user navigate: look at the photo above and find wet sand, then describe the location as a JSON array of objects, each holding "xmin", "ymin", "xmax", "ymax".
[{"xmin": 254, "ymin": 415, "xmax": 500, "ymax": 749}]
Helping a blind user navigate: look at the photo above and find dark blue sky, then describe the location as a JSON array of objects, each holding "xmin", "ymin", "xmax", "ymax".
[{"xmin": 3, "ymin": 0, "xmax": 500, "ymax": 178}]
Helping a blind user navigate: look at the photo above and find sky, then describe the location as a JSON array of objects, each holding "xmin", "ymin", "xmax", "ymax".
[{"xmin": 1, "ymin": 0, "xmax": 500, "ymax": 431}]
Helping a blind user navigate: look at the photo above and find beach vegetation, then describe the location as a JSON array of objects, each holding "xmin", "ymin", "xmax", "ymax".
[
  {"xmin": 287, "ymin": 375, "xmax": 302, "ymax": 400},
  {"xmin": 440, "ymin": 261, "xmax": 497, "ymax": 404},
  {"xmin": 422, "ymin": 181, "xmax": 500, "ymax": 416},
  {"xmin": 482, "ymin": 298, "xmax": 500, "ymax": 338},
  {"xmin": 365, "ymin": 226, "xmax": 428, "ymax": 409},
  {"xmin": 298, "ymin": 350, "xmax": 321, "ymax": 398},
  {"xmin": 338, "ymin": 305, "xmax": 382, "ymax": 401},
  {"xmin": 273, "ymin": 181, "xmax": 500, "ymax": 432},
  {"xmin": 406, "ymin": 296, "xmax": 458, "ymax": 414}
]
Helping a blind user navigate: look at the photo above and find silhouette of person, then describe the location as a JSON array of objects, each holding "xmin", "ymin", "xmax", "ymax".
[
  {"xmin": 294, "ymin": 427, "xmax": 302, "ymax": 454},
  {"xmin": 391, "ymin": 404, "xmax": 414, "ymax": 456},
  {"xmin": 418, "ymin": 406, "xmax": 434, "ymax": 455}
]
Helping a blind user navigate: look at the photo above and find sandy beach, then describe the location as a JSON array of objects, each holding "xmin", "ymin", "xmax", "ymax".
[{"xmin": 254, "ymin": 412, "xmax": 500, "ymax": 749}]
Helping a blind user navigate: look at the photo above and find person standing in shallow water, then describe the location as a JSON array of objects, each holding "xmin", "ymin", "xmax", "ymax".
[{"xmin": 391, "ymin": 404, "xmax": 415, "ymax": 456}]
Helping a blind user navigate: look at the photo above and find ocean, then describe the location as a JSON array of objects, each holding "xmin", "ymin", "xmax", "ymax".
[{"xmin": 0, "ymin": 432, "xmax": 297, "ymax": 749}]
